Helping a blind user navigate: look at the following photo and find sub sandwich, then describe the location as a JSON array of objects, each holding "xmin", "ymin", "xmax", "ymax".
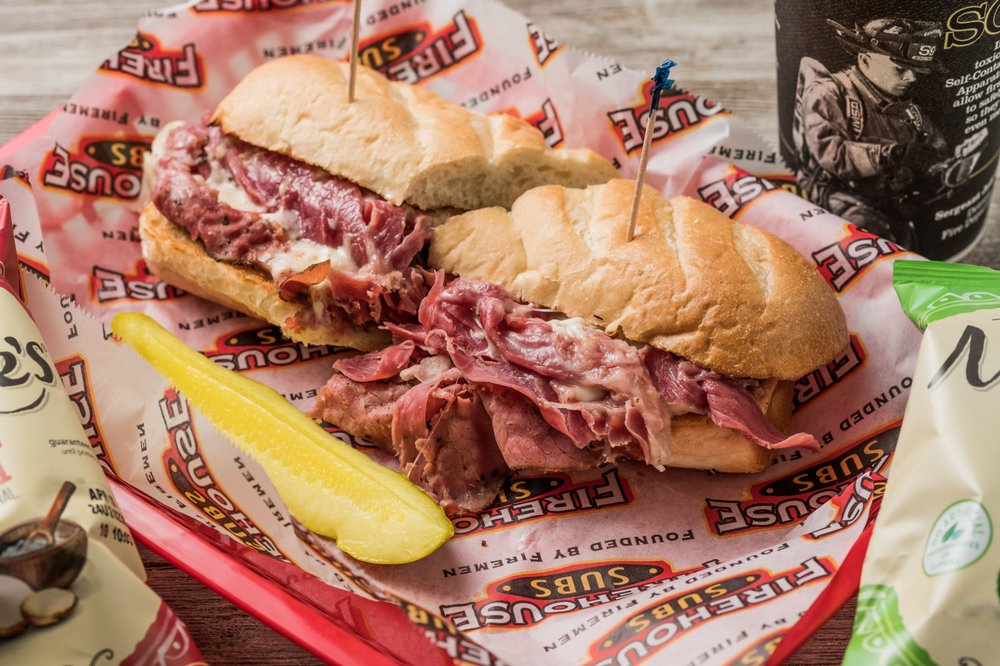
[
  {"xmin": 311, "ymin": 180, "xmax": 849, "ymax": 514},
  {"xmin": 140, "ymin": 54, "xmax": 618, "ymax": 349},
  {"xmin": 140, "ymin": 55, "xmax": 848, "ymax": 516}
]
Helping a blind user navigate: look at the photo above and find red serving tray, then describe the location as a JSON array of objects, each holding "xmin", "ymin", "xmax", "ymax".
[{"xmin": 1, "ymin": 111, "xmax": 866, "ymax": 665}]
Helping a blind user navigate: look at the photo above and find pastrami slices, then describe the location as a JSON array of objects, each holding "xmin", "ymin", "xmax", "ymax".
[
  {"xmin": 149, "ymin": 120, "xmax": 431, "ymax": 330},
  {"xmin": 140, "ymin": 57, "xmax": 619, "ymax": 350},
  {"xmin": 313, "ymin": 274, "xmax": 819, "ymax": 514}
]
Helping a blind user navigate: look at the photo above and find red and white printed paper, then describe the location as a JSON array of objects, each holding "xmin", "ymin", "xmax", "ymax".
[{"xmin": 0, "ymin": 1, "xmax": 922, "ymax": 663}]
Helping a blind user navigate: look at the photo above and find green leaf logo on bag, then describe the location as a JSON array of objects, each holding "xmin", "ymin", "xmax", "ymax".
[
  {"xmin": 923, "ymin": 500, "xmax": 992, "ymax": 576},
  {"xmin": 843, "ymin": 585, "xmax": 934, "ymax": 665}
]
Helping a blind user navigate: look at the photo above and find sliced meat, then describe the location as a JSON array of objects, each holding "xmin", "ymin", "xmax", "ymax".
[
  {"xmin": 314, "ymin": 366, "xmax": 507, "ymax": 514},
  {"xmin": 152, "ymin": 123, "xmax": 285, "ymax": 263},
  {"xmin": 311, "ymin": 374, "xmax": 411, "ymax": 453},
  {"xmin": 702, "ymin": 378, "xmax": 819, "ymax": 450},
  {"xmin": 151, "ymin": 121, "xmax": 431, "ymax": 328},
  {"xmin": 644, "ymin": 349, "xmax": 819, "ymax": 450},
  {"xmin": 393, "ymin": 370, "xmax": 508, "ymax": 514},
  {"xmin": 334, "ymin": 341, "xmax": 417, "ymax": 382},
  {"xmin": 480, "ymin": 388, "xmax": 603, "ymax": 471},
  {"xmin": 644, "ymin": 349, "xmax": 709, "ymax": 414},
  {"xmin": 417, "ymin": 275, "xmax": 674, "ymax": 467}
]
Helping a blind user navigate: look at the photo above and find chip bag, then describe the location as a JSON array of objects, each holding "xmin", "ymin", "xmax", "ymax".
[
  {"xmin": 843, "ymin": 259, "xmax": 1000, "ymax": 665},
  {"xmin": 0, "ymin": 192, "xmax": 203, "ymax": 663}
]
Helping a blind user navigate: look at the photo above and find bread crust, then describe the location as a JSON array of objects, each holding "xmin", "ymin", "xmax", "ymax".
[
  {"xmin": 430, "ymin": 181, "xmax": 849, "ymax": 379},
  {"xmin": 667, "ymin": 379, "xmax": 792, "ymax": 473},
  {"xmin": 212, "ymin": 55, "xmax": 619, "ymax": 211},
  {"xmin": 143, "ymin": 193, "xmax": 791, "ymax": 474},
  {"xmin": 139, "ymin": 203, "xmax": 389, "ymax": 350}
]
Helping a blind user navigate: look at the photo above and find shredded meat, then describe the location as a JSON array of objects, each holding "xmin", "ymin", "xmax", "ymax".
[
  {"xmin": 393, "ymin": 370, "xmax": 508, "ymax": 514},
  {"xmin": 313, "ymin": 275, "xmax": 819, "ymax": 513},
  {"xmin": 416, "ymin": 274, "xmax": 674, "ymax": 467},
  {"xmin": 311, "ymin": 374, "xmax": 411, "ymax": 452},
  {"xmin": 151, "ymin": 121, "xmax": 431, "ymax": 327}
]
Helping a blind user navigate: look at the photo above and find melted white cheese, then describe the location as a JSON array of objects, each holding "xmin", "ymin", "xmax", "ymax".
[
  {"xmin": 548, "ymin": 316, "xmax": 594, "ymax": 341},
  {"xmin": 205, "ymin": 160, "xmax": 264, "ymax": 213},
  {"xmin": 573, "ymin": 384, "xmax": 606, "ymax": 403},
  {"xmin": 260, "ymin": 239, "xmax": 357, "ymax": 282},
  {"xmin": 547, "ymin": 317, "xmax": 607, "ymax": 401}
]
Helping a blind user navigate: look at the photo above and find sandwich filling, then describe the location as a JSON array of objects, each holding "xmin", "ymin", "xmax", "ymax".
[
  {"xmin": 149, "ymin": 120, "xmax": 431, "ymax": 329},
  {"xmin": 148, "ymin": 122, "xmax": 823, "ymax": 516},
  {"xmin": 313, "ymin": 273, "xmax": 819, "ymax": 514}
]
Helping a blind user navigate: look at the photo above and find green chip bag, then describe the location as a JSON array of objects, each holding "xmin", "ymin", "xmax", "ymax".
[{"xmin": 843, "ymin": 260, "xmax": 1000, "ymax": 665}]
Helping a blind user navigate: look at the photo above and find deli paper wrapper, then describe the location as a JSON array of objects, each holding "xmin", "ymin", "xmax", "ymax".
[{"xmin": 0, "ymin": 0, "xmax": 924, "ymax": 663}]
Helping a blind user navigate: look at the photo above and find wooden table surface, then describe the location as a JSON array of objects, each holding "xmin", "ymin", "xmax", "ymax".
[{"xmin": 2, "ymin": 1, "xmax": 998, "ymax": 664}]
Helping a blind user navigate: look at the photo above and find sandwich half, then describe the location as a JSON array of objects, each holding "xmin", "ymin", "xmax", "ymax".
[
  {"xmin": 312, "ymin": 180, "xmax": 849, "ymax": 513},
  {"xmin": 141, "ymin": 54, "xmax": 618, "ymax": 349}
]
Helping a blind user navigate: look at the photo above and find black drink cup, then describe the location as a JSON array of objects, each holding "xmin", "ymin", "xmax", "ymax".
[{"xmin": 775, "ymin": 1, "xmax": 1000, "ymax": 260}]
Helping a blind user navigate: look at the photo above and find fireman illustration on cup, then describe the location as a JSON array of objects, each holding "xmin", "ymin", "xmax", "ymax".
[{"xmin": 792, "ymin": 17, "xmax": 987, "ymax": 252}]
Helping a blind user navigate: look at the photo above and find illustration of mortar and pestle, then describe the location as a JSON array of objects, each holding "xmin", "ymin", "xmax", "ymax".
[{"xmin": 0, "ymin": 482, "xmax": 87, "ymax": 635}]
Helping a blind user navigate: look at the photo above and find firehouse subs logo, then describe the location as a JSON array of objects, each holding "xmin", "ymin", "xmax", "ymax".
[
  {"xmin": 697, "ymin": 171, "xmax": 782, "ymax": 218},
  {"xmin": 202, "ymin": 324, "xmax": 336, "ymax": 372},
  {"xmin": 704, "ymin": 423, "xmax": 898, "ymax": 537},
  {"xmin": 192, "ymin": 0, "xmax": 333, "ymax": 11},
  {"xmin": 609, "ymin": 84, "xmax": 725, "ymax": 154},
  {"xmin": 794, "ymin": 333, "xmax": 866, "ymax": 410},
  {"xmin": 813, "ymin": 224, "xmax": 909, "ymax": 293},
  {"xmin": 358, "ymin": 11, "xmax": 482, "ymax": 85},
  {"xmin": 527, "ymin": 22, "xmax": 560, "ymax": 67},
  {"xmin": 42, "ymin": 137, "xmax": 150, "ymax": 200},
  {"xmin": 587, "ymin": 558, "xmax": 834, "ymax": 665},
  {"xmin": 806, "ymin": 468, "xmax": 881, "ymax": 540},
  {"xmin": 56, "ymin": 356, "xmax": 118, "ymax": 476},
  {"xmin": 92, "ymin": 260, "xmax": 185, "ymax": 304},
  {"xmin": 159, "ymin": 387, "xmax": 286, "ymax": 559},
  {"xmin": 441, "ymin": 561, "xmax": 686, "ymax": 632},
  {"xmin": 449, "ymin": 469, "xmax": 633, "ymax": 537},
  {"xmin": 101, "ymin": 32, "xmax": 204, "ymax": 89},
  {"xmin": 523, "ymin": 99, "xmax": 566, "ymax": 148},
  {"xmin": 724, "ymin": 629, "xmax": 785, "ymax": 666},
  {"xmin": 401, "ymin": 601, "xmax": 507, "ymax": 666}
]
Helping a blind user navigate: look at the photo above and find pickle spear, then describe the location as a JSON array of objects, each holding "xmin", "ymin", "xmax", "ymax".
[{"xmin": 111, "ymin": 313, "xmax": 453, "ymax": 564}]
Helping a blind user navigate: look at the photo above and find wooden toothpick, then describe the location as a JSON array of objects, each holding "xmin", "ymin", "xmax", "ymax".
[
  {"xmin": 348, "ymin": 0, "xmax": 363, "ymax": 103},
  {"xmin": 626, "ymin": 60, "xmax": 676, "ymax": 242}
]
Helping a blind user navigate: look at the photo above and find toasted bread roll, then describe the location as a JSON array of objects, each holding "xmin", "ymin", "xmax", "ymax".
[
  {"xmin": 213, "ymin": 55, "xmax": 619, "ymax": 210},
  {"xmin": 430, "ymin": 180, "xmax": 848, "ymax": 380}
]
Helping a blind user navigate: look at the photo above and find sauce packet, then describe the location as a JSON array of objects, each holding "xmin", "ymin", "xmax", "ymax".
[
  {"xmin": 842, "ymin": 259, "xmax": 1000, "ymax": 664},
  {"xmin": 0, "ymin": 192, "xmax": 203, "ymax": 663}
]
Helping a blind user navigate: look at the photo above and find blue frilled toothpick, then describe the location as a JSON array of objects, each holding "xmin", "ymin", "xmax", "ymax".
[{"xmin": 626, "ymin": 60, "xmax": 676, "ymax": 242}]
